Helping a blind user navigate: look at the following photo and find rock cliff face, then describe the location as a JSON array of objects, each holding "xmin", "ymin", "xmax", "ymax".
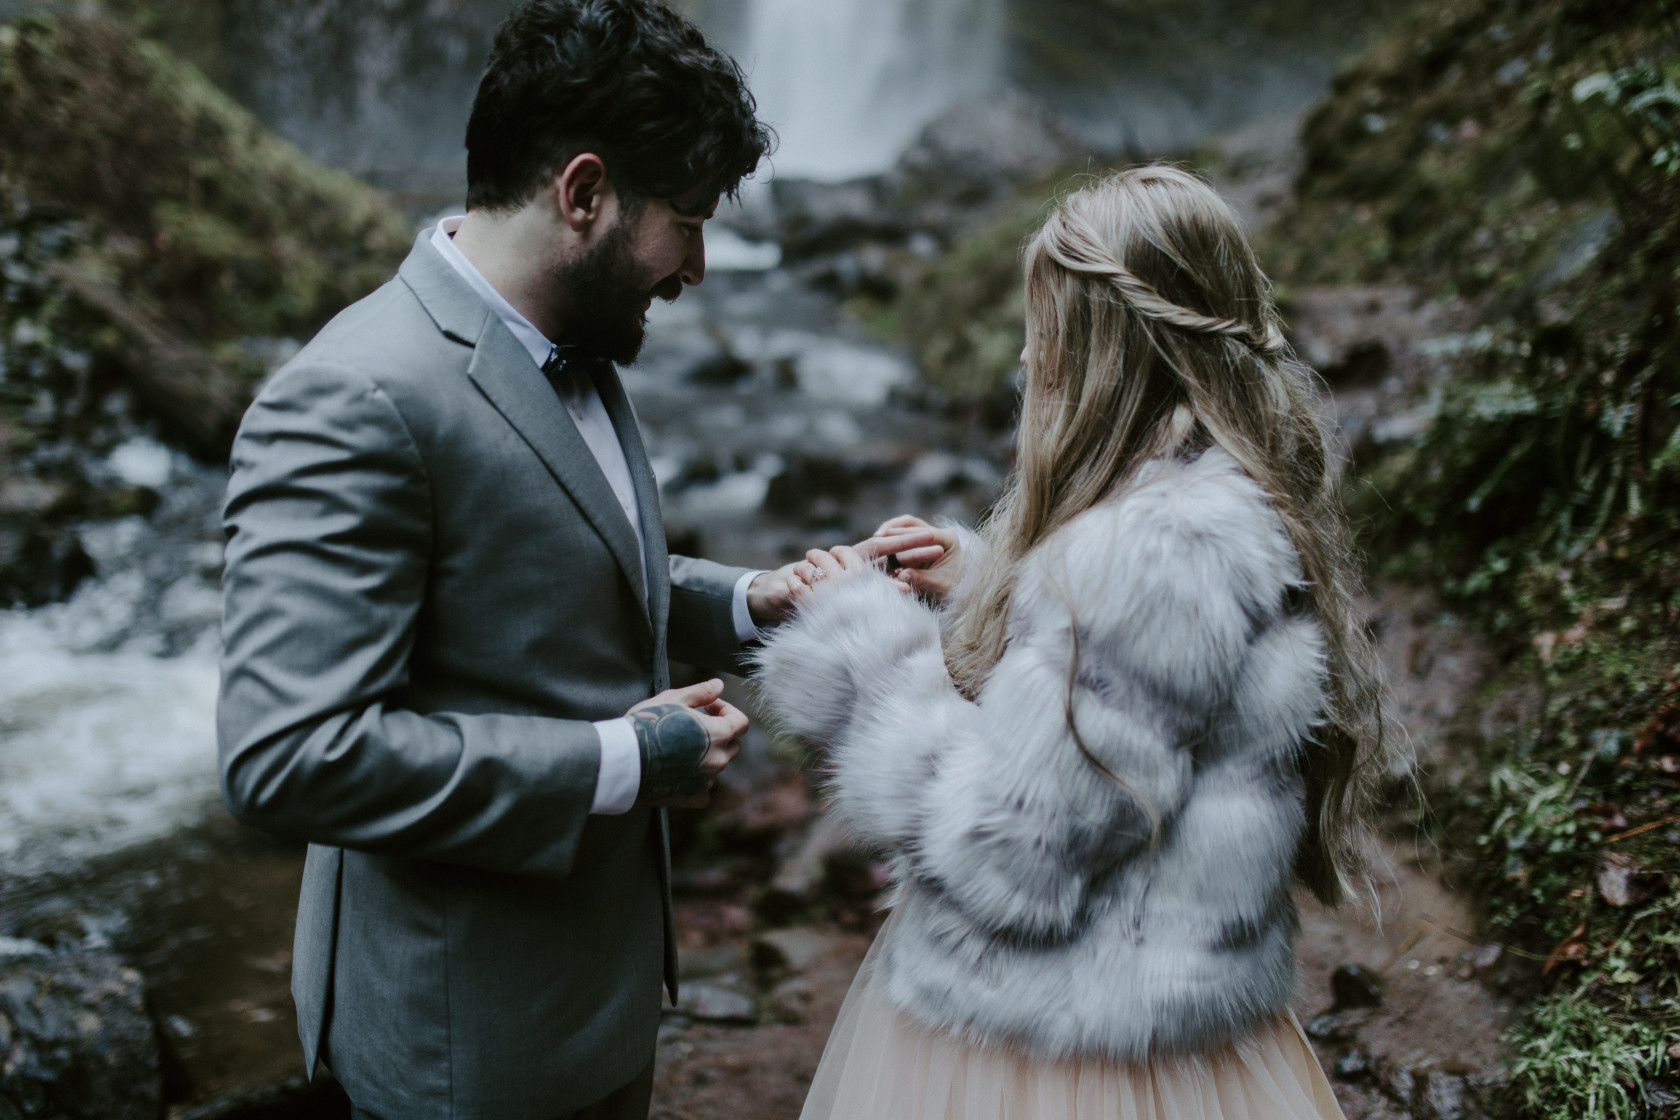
[
  {"xmin": 1264, "ymin": 1, "xmax": 1679, "ymax": 1115},
  {"xmin": 0, "ymin": 14, "xmax": 409, "ymax": 606}
]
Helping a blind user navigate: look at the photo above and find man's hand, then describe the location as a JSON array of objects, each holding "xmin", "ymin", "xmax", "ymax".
[
  {"xmin": 746, "ymin": 562, "xmax": 810, "ymax": 628},
  {"xmin": 854, "ymin": 515, "xmax": 965, "ymax": 606},
  {"xmin": 627, "ymin": 679, "xmax": 746, "ymax": 809}
]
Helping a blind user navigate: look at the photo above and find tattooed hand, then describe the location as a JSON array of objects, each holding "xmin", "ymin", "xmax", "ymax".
[
  {"xmin": 630, "ymin": 704, "xmax": 710, "ymax": 800},
  {"xmin": 626, "ymin": 679, "xmax": 747, "ymax": 808}
]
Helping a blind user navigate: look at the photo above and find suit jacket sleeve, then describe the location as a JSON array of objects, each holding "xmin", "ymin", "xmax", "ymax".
[
  {"xmin": 667, "ymin": 554, "xmax": 755, "ymax": 675},
  {"xmin": 218, "ymin": 361, "xmax": 602, "ymax": 879}
]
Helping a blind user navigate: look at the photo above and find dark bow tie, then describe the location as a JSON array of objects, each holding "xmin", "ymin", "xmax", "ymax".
[{"xmin": 541, "ymin": 345, "xmax": 610, "ymax": 392}]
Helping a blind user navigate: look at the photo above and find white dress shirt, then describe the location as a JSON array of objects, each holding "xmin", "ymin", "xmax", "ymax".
[{"xmin": 432, "ymin": 219, "xmax": 762, "ymax": 814}]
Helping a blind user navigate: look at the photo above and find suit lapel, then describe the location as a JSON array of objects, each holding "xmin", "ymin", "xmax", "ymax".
[
  {"xmin": 399, "ymin": 229, "xmax": 657, "ymax": 629},
  {"xmin": 464, "ymin": 326, "xmax": 651, "ymax": 620},
  {"xmin": 593, "ymin": 364, "xmax": 669, "ymax": 643}
]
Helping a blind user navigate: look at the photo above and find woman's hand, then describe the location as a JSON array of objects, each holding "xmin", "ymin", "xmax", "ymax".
[
  {"xmin": 789, "ymin": 544, "xmax": 883, "ymax": 606},
  {"xmin": 856, "ymin": 515, "xmax": 965, "ymax": 606}
]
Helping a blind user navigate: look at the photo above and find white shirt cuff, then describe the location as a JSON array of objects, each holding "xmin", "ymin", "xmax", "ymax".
[
  {"xmin": 732, "ymin": 569, "xmax": 769, "ymax": 644},
  {"xmin": 590, "ymin": 718, "xmax": 641, "ymax": 815}
]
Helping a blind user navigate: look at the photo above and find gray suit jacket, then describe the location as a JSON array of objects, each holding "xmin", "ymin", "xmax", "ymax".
[{"xmin": 217, "ymin": 231, "xmax": 752, "ymax": 1119}]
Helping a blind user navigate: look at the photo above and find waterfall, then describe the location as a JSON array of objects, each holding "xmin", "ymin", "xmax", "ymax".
[{"xmin": 738, "ymin": 0, "xmax": 1006, "ymax": 182}]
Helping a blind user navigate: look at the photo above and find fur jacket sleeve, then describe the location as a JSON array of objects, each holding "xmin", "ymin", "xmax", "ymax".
[{"xmin": 753, "ymin": 447, "xmax": 1328, "ymax": 1060}]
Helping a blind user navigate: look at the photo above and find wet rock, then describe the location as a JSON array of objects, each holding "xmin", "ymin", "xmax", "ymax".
[
  {"xmin": 172, "ymin": 1072, "xmax": 351, "ymax": 1120},
  {"xmin": 0, "ymin": 942, "xmax": 163, "ymax": 1120},
  {"xmin": 656, "ymin": 1015, "xmax": 692, "ymax": 1046},
  {"xmin": 896, "ymin": 91, "xmax": 1085, "ymax": 225},
  {"xmin": 1418, "ymin": 1069, "xmax": 1470, "ymax": 1120},
  {"xmin": 1330, "ymin": 962, "xmax": 1385, "ymax": 1009},
  {"xmin": 1283, "ymin": 286, "xmax": 1423, "ymax": 379},
  {"xmin": 770, "ymin": 176, "xmax": 907, "ymax": 260},
  {"xmin": 676, "ymin": 981, "xmax": 758, "ymax": 1025},
  {"xmin": 902, "ymin": 451, "xmax": 1001, "ymax": 499},
  {"xmin": 1333, "ymin": 1048, "xmax": 1370, "ymax": 1080},
  {"xmin": 762, "ymin": 976, "xmax": 816, "ymax": 1025},
  {"xmin": 1304, "ymin": 1012, "xmax": 1349, "ymax": 1042},
  {"xmin": 1379, "ymin": 1061, "xmax": 1416, "ymax": 1106},
  {"xmin": 751, "ymin": 927, "xmax": 844, "ymax": 975},
  {"xmin": 763, "ymin": 454, "xmax": 862, "ymax": 520},
  {"xmin": 801, "ymin": 244, "xmax": 911, "ymax": 301},
  {"xmin": 678, "ymin": 943, "xmax": 748, "ymax": 981},
  {"xmin": 759, "ymin": 814, "xmax": 860, "ymax": 920},
  {"xmin": 717, "ymin": 771, "xmax": 814, "ymax": 847},
  {"xmin": 0, "ymin": 519, "xmax": 95, "ymax": 608}
]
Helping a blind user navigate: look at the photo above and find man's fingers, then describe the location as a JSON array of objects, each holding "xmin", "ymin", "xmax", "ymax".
[
  {"xmin": 698, "ymin": 700, "xmax": 749, "ymax": 745},
  {"xmin": 874, "ymin": 514, "xmax": 931, "ymax": 536},
  {"xmin": 855, "ymin": 530, "xmax": 942, "ymax": 560},
  {"xmin": 892, "ymin": 544, "xmax": 945, "ymax": 568},
  {"xmin": 668, "ymin": 678, "xmax": 725, "ymax": 708}
]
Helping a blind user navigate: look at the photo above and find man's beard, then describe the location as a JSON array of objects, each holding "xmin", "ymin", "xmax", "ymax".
[{"xmin": 555, "ymin": 219, "xmax": 670, "ymax": 365}]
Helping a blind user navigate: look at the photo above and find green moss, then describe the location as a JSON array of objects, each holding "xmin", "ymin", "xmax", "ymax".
[
  {"xmin": 866, "ymin": 201, "xmax": 1045, "ymax": 396},
  {"xmin": 1259, "ymin": 1, "xmax": 1680, "ymax": 1111},
  {"xmin": 0, "ymin": 13, "xmax": 410, "ymax": 603},
  {"xmin": 0, "ymin": 14, "xmax": 411, "ymax": 341}
]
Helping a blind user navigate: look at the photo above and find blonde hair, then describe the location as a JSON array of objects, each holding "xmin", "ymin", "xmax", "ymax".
[{"xmin": 943, "ymin": 165, "xmax": 1384, "ymax": 907}]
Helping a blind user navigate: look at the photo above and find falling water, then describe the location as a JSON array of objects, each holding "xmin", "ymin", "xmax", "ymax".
[{"xmin": 736, "ymin": 0, "xmax": 1006, "ymax": 181}]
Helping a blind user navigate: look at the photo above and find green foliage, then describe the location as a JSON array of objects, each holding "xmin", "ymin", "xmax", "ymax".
[
  {"xmin": 1268, "ymin": 0, "xmax": 1680, "ymax": 602},
  {"xmin": 1269, "ymin": 2, "xmax": 1680, "ymax": 1112},
  {"xmin": 862, "ymin": 200, "xmax": 1045, "ymax": 396},
  {"xmin": 1507, "ymin": 991, "xmax": 1672, "ymax": 1120}
]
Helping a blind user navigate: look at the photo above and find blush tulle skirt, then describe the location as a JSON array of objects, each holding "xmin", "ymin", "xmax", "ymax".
[{"xmin": 799, "ymin": 924, "xmax": 1346, "ymax": 1120}]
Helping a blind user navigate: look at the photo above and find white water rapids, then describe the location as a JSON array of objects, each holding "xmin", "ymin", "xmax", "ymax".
[{"xmin": 0, "ymin": 442, "xmax": 226, "ymax": 880}]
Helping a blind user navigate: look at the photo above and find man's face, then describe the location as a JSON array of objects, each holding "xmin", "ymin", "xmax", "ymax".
[{"xmin": 556, "ymin": 189, "xmax": 714, "ymax": 364}]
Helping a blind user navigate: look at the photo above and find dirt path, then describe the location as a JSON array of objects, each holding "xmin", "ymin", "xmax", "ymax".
[{"xmin": 647, "ymin": 580, "xmax": 1517, "ymax": 1120}]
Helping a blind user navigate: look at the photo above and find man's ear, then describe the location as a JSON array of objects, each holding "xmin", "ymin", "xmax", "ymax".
[{"xmin": 555, "ymin": 153, "xmax": 610, "ymax": 233}]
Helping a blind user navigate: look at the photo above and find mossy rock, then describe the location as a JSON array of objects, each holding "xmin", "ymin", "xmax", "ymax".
[
  {"xmin": 0, "ymin": 13, "xmax": 410, "ymax": 342},
  {"xmin": 0, "ymin": 14, "xmax": 410, "ymax": 605},
  {"xmin": 871, "ymin": 200, "xmax": 1044, "ymax": 397}
]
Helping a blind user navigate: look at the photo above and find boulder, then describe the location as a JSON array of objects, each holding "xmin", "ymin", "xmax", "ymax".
[
  {"xmin": 769, "ymin": 176, "xmax": 907, "ymax": 261},
  {"xmin": 762, "ymin": 977, "xmax": 816, "ymax": 1025},
  {"xmin": 898, "ymin": 90, "xmax": 1085, "ymax": 191},
  {"xmin": 0, "ymin": 941, "xmax": 164, "ymax": 1120},
  {"xmin": 750, "ymin": 927, "xmax": 845, "ymax": 975},
  {"xmin": 894, "ymin": 91, "xmax": 1086, "ymax": 232},
  {"xmin": 675, "ymin": 981, "xmax": 758, "ymax": 1025},
  {"xmin": 1330, "ymin": 962, "xmax": 1384, "ymax": 1010}
]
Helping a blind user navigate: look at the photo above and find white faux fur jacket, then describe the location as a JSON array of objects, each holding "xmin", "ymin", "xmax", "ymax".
[{"xmin": 753, "ymin": 447, "xmax": 1328, "ymax": 1062}]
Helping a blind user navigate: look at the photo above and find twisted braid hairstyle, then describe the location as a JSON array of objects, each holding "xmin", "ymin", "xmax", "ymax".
[{"xmin": 943, "ymin": 164, "xmax": 1386, "ymax": 908}]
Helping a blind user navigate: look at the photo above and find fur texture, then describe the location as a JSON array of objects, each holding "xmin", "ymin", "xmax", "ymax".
[{"xmin": 753, "ymin": 447, "xmax": 1327, "ymax": 1061}]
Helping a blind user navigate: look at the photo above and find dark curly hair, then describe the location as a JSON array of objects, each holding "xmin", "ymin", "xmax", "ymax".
[{"xmin": 466, "ymin": 0, "xmax": 773, "ymax": 213}]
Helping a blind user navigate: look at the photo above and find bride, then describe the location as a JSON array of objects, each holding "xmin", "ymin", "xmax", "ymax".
[{"xmin": 754, "ymin": 164, "xmax": 1386, "ymax": 1120}]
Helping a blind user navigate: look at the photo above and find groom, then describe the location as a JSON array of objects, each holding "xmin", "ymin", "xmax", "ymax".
[{"xmin": 216, "ymin": 2, "xmax": 805, "ymax": 1117}]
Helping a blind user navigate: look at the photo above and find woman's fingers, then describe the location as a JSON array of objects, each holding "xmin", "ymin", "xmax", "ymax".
[
  {"xmin": 873, "ymin": 514, "xmax": 931, "ymax": 536},
  {"xmin": 804, "ymin": 548, "xmax": 844, "ymax": 579},
  {"xmin": 829, "ymin": 544, "xmax": 866, "ymax": 571}
]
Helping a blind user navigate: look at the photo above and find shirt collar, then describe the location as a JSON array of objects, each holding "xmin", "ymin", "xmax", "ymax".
[{"xmin": 430, "ymin": 216, "xmax": 556, "ymax": 370}]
